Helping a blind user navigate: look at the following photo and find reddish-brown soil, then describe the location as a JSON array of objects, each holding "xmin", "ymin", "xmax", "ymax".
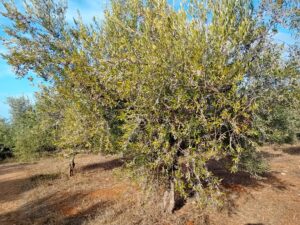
[{"xmin": 0, "ymin": 145, "xmax": 299, "ymax": 225}]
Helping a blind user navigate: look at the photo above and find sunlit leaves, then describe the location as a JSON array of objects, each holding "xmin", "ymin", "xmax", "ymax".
[{"xmin": 1, "ymin": 0, "xmax": 299, "ymax": 204}]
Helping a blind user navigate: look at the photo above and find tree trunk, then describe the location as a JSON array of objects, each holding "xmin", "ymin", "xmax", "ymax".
[
  {"xmin": 163, "ymin": 140, "xmax": 180, "ymax": 213},
  {"xmin": 168, "ymin": 180, "xmax": 175, "ymax": 213},
  {"xmin": 191, "ymin": 159, "xmax": 202, "ymax": 201},
  {"xmin": 69, "ymin": 154, "xmax": 76, "ymax": 177},
  {"xmin": 163, "ymin": 180, "xmax": 175, "ymax": 214},
  {"xmin": 163, "ymin": 190, "xmax": 169, "ymax": 212}
]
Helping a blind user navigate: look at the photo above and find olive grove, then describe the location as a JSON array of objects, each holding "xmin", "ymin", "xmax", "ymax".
[{"xmin": 0, "ymin": 0, "xmax": 299, "ymax": 212}]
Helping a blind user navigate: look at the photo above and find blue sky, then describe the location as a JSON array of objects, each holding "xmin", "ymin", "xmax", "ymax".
[{"xmin": 0, "ymin": 0, "xmax": 297, "ymax": 119}]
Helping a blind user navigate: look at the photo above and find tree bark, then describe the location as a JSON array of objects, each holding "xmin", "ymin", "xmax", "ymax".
[
  {"xmin": 191, "ymin": 158, "xmax": 201, "ymax": 200},
  {"xmin": 168, "ymin": 180, "xmax": 175, "ymax": 213},
  {"xmin": 163, "ymin": 180, "xmax": 175, "ymax": 214},
  {"xmin": 69, "ymin": 154, "xmax": 76, "ymax": 177}
]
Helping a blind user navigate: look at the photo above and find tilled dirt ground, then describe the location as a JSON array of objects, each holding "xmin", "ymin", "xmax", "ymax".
[{"xmin": 0, "ymin": 145, "xmax": 299, "ymax": 225}]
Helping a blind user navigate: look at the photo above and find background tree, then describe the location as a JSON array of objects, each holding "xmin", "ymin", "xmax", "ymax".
[
  {"xmin": 7, "ymin": 96, "xmax": 37, "ymax": 159},
  {"xmin": 6, "ymin": 95, "xmax": 58, "ymax": 160},
  {"xmin": 1, "ymin": 0, "xmax": 124, "ymax": 155},
  {"xmin": 0, "ymin": 117, "xmax": 13, "ymax": 160},
  {"xmin": 253, "ymin": 44, "xmax": 300, "ymax": 143}
]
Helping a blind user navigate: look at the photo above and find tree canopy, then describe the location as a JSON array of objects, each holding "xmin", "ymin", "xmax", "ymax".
[{"xmin": 1, "ymin": 0, "xmax": 299, "ymax": 209}]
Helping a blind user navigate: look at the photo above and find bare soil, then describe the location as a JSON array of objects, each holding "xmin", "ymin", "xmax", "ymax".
[{"xmin": 0, "ymin": 145, "xmax": 299, "ymax": 225}]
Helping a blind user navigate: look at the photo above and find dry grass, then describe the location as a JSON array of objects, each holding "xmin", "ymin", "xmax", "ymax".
[{"xmin": 0, "ymin": 144, "xmax": 300, "ymax": 225}]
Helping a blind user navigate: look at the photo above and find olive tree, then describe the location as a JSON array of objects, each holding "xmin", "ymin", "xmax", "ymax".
[
  {"xmin": 1, "ymin": 0, "xmax": 299, "ymax": 211},
  {"xmin": 100, "ymin": 0, "xmax": 299, "ymax": 210}
]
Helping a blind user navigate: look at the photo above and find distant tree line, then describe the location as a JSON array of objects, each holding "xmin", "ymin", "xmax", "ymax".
[{"xmin": 0, "ymin": 0, "xmax": 299, "ymax": 211}]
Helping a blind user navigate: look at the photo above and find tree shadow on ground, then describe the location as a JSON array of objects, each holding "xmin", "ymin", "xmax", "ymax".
[
  {"xmin": 207, "ymin": 158, "xmax": 287, "ymax": 190},
  {"xmin": 0, "ymin": 163, "xmax": 35, "ymax": 176},
  {"xmin": 281, "ymin": 146, "xmax": 300, "ymax": 155},
  {"xmin": 0, "ymin": 188, "xmax": 112, "ymax": 225},
  {"xmin": 80, "ymin": 158, "xmax": 124, "ymax": 172},
  {"xmin": 245, "ymin": 223, "xmax": 264, "ymax": 225},
  {"xmin": 260, "ymin": 151, "xmax": 282, "ymax": 158},
  {"xmin": 27, "ymin": 173, "xmax": 61, "ymax": 187},
  {"xmin": 0, "ymin": 191, "xmax": 112, "ymax": 225},
  {"xmin": 207, "ymin": 159, "xmax": 288, "ymax": 216},
  {"xmin": 0, "ymin": 173, "xmax": 61, "ymax": 203}
]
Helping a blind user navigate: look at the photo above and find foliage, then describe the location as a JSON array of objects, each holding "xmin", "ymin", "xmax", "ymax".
[
  {"xmin": 252, "ymin": 44, "xmax": 300, "ymax": 144},
  {"xmin": 6, "ymin": 96, "xmax": 57, "ymax": 160},
  {"xmin": 1, "ymin": 0, "xmax": 124, "ymax": 155},
  {"xmin": 255, "ymin": 106, "xmax": 300, "ymax": 144},
  {"xmin": 99, "ymin": 0, "xmax": 299, "ymax": 201},
  {"xmin": 0, "ymin": 0, "xmax": 299, "ymax": 207},
  {"xmin": 0, "ymin": 117, "xmax": 13, "ymax": 159}
]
